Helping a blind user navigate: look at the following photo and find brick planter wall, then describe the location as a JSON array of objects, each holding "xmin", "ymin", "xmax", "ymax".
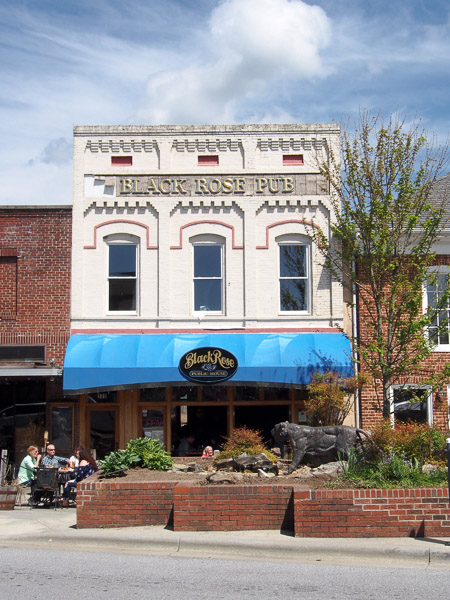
[
  {"xmin": 173, "ymin": 483, "xmax": 294, "ymax": 532},
  {"xmin": 76, "ymin": 479, "xmax": 179, "ymax": 529},
  {"xmin": 76, "ymin": 478, "xmax": 450, "ymax": 537},
  {"xmin": 294, "ymin": 488, "xmax": 450, "ymax": 537}
]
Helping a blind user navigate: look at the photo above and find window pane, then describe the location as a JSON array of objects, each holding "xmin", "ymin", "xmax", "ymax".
[
  {"xmin": 109, "ymin": 279, "xmax": 136, "ymax": 311},
  {"xmin": 393, "ymin": 389, "xmax": 427, "ymax": 424},
  {"xmin": 194, "ymin": 279, "xmax": 222, "ymax": 311},
  {"xmin": 194, "ymin": 246, "xmax": 221, "ymax": 277},
  {"xmin": 109, "ymin": 245, "xmax": 136, "ymax": 277},
  {"xmin": 280, "ymin": 279, "xmax": 307, "ymax": 311},
  {"xmin": 280, "ymin": 245, "xmax": 306, "ymax": 277}
]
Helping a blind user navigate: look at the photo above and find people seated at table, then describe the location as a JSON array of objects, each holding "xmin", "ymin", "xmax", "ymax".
[
  {"xmin": 40, "ymin": 444, "xmax": 70, "ymax": 468},
  {"xmin": 61, "ymin": 448, "xmax": 98, "ymax": 507},
  {"xmin": 17, "ymin": 445, "xmax": 41, "ymax": 486},
  {"xmin": 69, "ymin": 447, "xmax": 80, "ymax": 468}
]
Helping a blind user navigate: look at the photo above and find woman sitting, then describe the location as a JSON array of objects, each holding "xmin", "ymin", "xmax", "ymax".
[
  {"xmin": 61, "ymin": 448, "xmax": 98, "ymax": 507},
  {"xmin": 17, "ymin": 445, "xmax": 41, "ymax": 486}
]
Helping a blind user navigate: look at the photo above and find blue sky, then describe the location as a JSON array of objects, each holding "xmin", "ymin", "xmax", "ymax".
[{"xmin": 0, "ymin": 0, "xmax": 448, "ymax": 205}]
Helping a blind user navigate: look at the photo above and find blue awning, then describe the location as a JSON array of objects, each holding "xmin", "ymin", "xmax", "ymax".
[{"xmin": 63, "ymin": 332, "xmax": 353, "ymax": 394}]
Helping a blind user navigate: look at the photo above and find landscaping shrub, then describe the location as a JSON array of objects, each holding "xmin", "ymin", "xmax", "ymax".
[
  {"xmin": 218, "ymin": 426, "xmax": 278, "ymax": 462},
  {"xmin": 305, "ymin": 371, "xmax": 368, "ymax": 426},
  {"xmin": 338, "ymin": 420, "xmax": 448, "ymax": 488},
  {"xmin": 100, "ymin": 437, "xmax": 173, "ymax": 474}
]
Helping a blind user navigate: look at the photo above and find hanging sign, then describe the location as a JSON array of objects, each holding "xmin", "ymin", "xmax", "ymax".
[{"xmin": 178, "ymin": 347, "xmax": 238, "ymax": 384}]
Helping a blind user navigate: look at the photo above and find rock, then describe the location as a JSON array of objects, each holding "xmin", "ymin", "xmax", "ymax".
[
  {"xmin": 172, "ymin": 463, "xmax": 189, "ymax": 472},
  {"xmin": 258, "ymin": 469, "xmax": 276, "ymax": 478},
  {"xmin": 233, "ymin": 453, "xmax": 274, "ymax": 472},
  {"xmin": 206, "ymin": 472, "xmax": 238, "ymax": 484},
  {"xmin": 311, "ymin": 462, "xmax": 342, "ymax": 477},
  {"xmin": 215, "ymin": 458, "xmax": 235, "ymax": 471}
]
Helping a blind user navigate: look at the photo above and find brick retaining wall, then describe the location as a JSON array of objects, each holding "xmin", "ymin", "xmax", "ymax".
[
  {"xmin": 76, "ymin": 478, "xmax": 450, "ymax": 537},
  {"xmin": 294, "ymin": 488, "xmax": 450, "ymax": 537},
  {"xmin": 76, "ymin": 480, "xmax": 179, "ymax": 529},
  {"xmin": 173, "ymin": 483, "xmax": 294, "ymax": 531}
]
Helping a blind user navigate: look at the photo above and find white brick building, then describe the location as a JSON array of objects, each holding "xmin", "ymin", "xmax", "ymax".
[{"xmin": 65, "ymin": 124, "xmax": 353, "ymax": 457}]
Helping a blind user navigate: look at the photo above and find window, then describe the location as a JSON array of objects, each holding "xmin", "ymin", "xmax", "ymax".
[
  {"xmin": 279, "ymin": 244, "xmax": 308, "ymax": 312},
  {"xmin": 425, "ymin": 269, "xmax": 450, "ymax": 347},
  {"xmin": 108, "ymin": 243, "xmax": 137, "ymax": 311},
  {"xmin": 111, "ymin": 156, "xmax": 132, "ymax": 166},
  {"xmin": 391, "ymin": 386, "xmax": 430, "ymax": 425},
  {"xmin": 198, "ymin": 155, "xmax": 219, "ymax": 166},
  {"xmin": 193, "ymin": 244, "xmax": 223, "ymax": 312},
  {"xmin": 283, "ymin": 154, "xmax": 303, "ymax": 166}
]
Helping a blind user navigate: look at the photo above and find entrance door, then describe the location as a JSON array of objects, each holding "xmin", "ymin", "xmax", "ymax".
[{"xmin": 87, "ymin": 407, "xmax": 118, "ymax": 460}]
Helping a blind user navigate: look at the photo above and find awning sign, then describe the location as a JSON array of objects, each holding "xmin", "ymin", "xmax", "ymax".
[{"xmin": 178, "ymin": 347, "xmax": 238, "ymax": 384}]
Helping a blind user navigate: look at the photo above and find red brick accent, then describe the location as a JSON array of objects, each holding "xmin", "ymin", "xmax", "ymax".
[
  {"xmin": 76, "ymin": 478, "xmax": 179, "ymax": 529},
  {"xmin": 173, "ymin": 483, "xmax": 294, "ymax": 531},
  {"xmin": 76, "ymin": 479, "xmax": 450, "ymax": 537},
  {"xmin": 294, "ymin": 487, "xmax": 450, "ymax": 537},
  {"xmin": 0, "ymin": 208, "xmax": 72, "ymax": 367}
]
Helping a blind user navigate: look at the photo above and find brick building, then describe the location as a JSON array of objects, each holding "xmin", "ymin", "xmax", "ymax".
[
  {"xmin": 0, "ymin": 207, "xmax": 72, "ymax": 465},
  {"xmin": 357, "ymin": 173, "xmax": 450, "ymax": 432},
  {"xmin": 64, "ymin": 124, "xmax": 354, "ymax": 458}
]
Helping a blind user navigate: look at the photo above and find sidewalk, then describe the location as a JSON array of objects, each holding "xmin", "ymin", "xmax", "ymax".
[{"xmin": 2, "ymin": 505, "xmax": 450, "ymax": 567}]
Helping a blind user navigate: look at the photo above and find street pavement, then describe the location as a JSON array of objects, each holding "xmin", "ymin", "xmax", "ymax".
[{"xmin": 1, "ymin": 504, "xmax": 450, "ymax": 567}]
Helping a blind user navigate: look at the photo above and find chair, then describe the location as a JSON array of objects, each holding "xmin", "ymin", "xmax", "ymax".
[{"xmin": 31, "ymin": 468, "xmax": 61, "ymax": 509}]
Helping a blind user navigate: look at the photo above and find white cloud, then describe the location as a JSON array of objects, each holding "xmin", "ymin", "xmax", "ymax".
[{"xmin": 135, "ymin": 0, "xmax": 331, "ymax": 124}]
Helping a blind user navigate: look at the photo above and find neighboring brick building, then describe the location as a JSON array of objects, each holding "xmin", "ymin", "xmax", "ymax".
[
  {"xmin": 0, "ymin": 207, "xmax": 72, "ymax": 465},
  {"xmin": 358, "ymin": 173, "xmax": 450, "ymax": 432},
  {"xmin": 64, "ymin": 124, "xmax": 354, "ymax": 458}
]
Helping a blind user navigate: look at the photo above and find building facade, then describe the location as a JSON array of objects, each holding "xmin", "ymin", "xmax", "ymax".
[
  {"xmin": 65, "ymin": 124, "xmax": 353, "ymax": 458},
  {"xmin": 0, "ymin": 207, "xmax": 72, "ymax": 465}
]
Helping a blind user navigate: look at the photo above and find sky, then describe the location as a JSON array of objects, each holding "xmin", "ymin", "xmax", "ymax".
[{"xmin": 0, "ymin": 0, "xmax": 449, "ymax": 205}]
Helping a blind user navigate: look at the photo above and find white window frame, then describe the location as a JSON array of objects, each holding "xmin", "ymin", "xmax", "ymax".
[
  {"xmin": 106, "ymin": 241, "xmax": 138, "ymax": 315},
  {"xmin": 423, "ymin": 266, "xmax": 450, "ymax": 351},
  {"xmin": 192, "ymin": 241, "xmax": 224, "ymax": 315},
  {"xmin": 389, "ymin": 384, "xmax": 432, "ymax": 427},
  {"xmin": 278, "ymin": 242, "xmax": 310, "ymax": 314}
]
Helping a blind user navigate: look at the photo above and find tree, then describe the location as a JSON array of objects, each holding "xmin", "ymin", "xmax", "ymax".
[{"xmin": 313, "ymin": 112, "xmax": 450, "ymax": 418}]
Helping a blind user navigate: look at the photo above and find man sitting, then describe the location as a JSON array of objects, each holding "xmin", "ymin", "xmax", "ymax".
[{"xmin": 40, "ymin": 444, "xmax": 69, "ymax": 468}]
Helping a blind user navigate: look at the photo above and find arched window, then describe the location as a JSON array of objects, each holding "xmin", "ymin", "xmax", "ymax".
[
  {"xmin": 192, "ymin": 240, "xmax": 224, "ymax": 313},
  {"xmin": 279, "ymin": 243, "xmax": 309, "ymax": 312},
  {"xmin": 107, "ymin": 241, "xmax": 138, "ymax": 312}
]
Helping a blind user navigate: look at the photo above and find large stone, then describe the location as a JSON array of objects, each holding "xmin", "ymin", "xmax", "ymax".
[
  {"xmin": 233, "ymin": 453, "xmax": 274, "ymax": 472},
  {"xmin": 206, "ymin": 472, "xmax": 238, "ymax": 484}
]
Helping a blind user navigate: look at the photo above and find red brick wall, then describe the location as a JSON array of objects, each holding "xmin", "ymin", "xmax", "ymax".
[
  {"xmin": 294, "ymin": 488, "xmax": 450, "ymax": 537},
  {"xmin": 76, "ymin": 480, "xmax": 450, "ymax": 537},
  {"xmin": 76, "ymin": 478, "xmax": 179, "ymax": 529},
  {"xmin": 173, "ymin": 483, "xmax": 294, "ymax": 532},
  {"xmin": 357, "ymin": 256, "xmax": 450, "ymax": 432},
  {"xmin": 0, "ymin": 208, "xmax": 72, "ymax": 366}
]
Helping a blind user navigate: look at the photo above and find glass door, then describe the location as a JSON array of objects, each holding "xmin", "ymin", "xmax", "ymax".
[{"xmin": 87, "ymin": 407, "xmax": 118, "ymax": 460}]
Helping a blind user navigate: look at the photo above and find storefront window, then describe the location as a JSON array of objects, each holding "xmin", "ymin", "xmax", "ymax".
[
  {"xmin": 263, "ymin": 388, "xmax": 289, "ymax": 402},
  {"xmin": 202, "ymin": 386, "xmax": 228, "ymax": 402},
  {"xmin": 142, "ymin": 409, "xmax": 164, "ymax": 443},
  {"xmin": 234, "ymin": 387, "xmax": 259, "ymax": 402},
  {"xmin": 172, "ymin": 386, "xmax": 198, "ymax": 402},
  {"xmin": 140, "ymin": 388, "xmax": 165, "ymax": 403},
  {"xmin": 51, "ymin": 406, "xmax": 73, "ymax": 452}
]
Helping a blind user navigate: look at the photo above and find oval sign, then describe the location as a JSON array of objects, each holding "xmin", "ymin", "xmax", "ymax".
[{"xmin": 178, "ymin": 347, "xmax": 238, "ymax": 384}]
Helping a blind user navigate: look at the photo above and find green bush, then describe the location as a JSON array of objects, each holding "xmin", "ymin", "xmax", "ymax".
[
  {"xmin": 218, "ymin": 426, "xmax": 278, "ymax": 463},
  {"xmin": 100, "ymin": 437, "xmax": 173, "ymax": 474},
  {"xmin": 363, "ymin": 419, "xmax": 447, "ymax": 467}
]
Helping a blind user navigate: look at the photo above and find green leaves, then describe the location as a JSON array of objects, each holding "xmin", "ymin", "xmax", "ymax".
[
  {"xmin": 100, "ymin": 437, "xmax": 174, "ymax": 474},
  {"xmin": 315, "ymin": 111, "xmax": 450, "ymax": 416}
]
